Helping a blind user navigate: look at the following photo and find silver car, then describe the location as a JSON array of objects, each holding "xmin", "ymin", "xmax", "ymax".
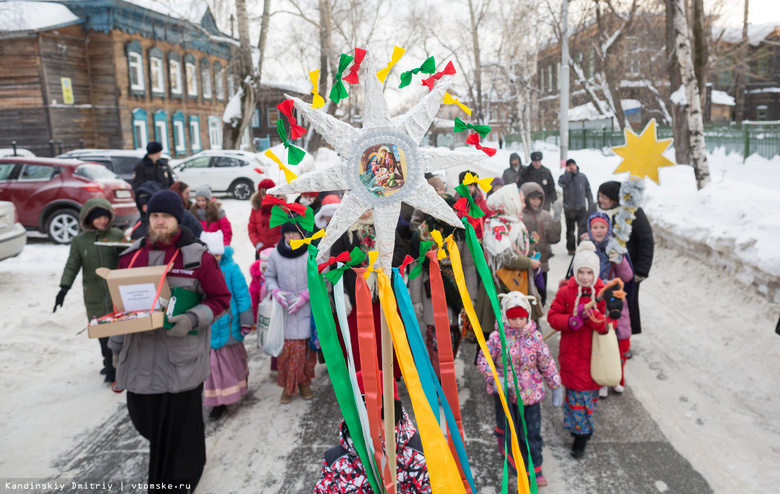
[{"xmin": 0, "ymin": 201, "xmax": 26, "ymax": 261}]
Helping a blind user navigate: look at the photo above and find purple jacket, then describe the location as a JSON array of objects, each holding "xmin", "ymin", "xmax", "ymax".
[
  {"xmin": 477, "ymin": 320, "xmax": 561, "ymax": 405},
  {"xmin": 609, "ymin": 255, "xmax": 634, "ymax": 340}
]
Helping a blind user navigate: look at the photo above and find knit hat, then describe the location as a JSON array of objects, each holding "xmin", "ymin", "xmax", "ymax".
[
  {"xmin": 146, "ymin": 190, "xmax": 184, "ymax": 224},
  {"xmin": 566, "ymin": 158, "xmax": 577, "ymax": 167},
  {"xmin": 598, "ymin": 181, "xmax": 621, "ymax": 203},
  {"xmin": 146, "ymin": 141, "xmax": 163, "ymax": 154},
  {"xmin": 589, "ymin": 215, "xmax": 609, "ymax": 229},
  {"xmin": 85, "ymin": 207, "xmax": 111, "ymax": 226},
  {"xmin": 200, "ymin": 231, "xmax": 224, "ymax": 256},
  {"xmin": 258, "ymin": 179, "xmax": 275, "ymax": 190},
  {"xmin": 315, "ymin": 202, "xmax": 340, "ymax": 229},
  {"xmin": 194, "ymin": 186, "xmax": 212, "ymax": 202},
  {"xmin": 499, "ymin": 292, "xmax": 535, "ymax": 324},
  {"xmin": 281, "ymin": 219, "xmax": 310, "ymax": 237},
  {"xmin": 321, "ymin": 194, "xmax": 341, "ymax": 205},
  {"xmin": 530, "ymin": 151, "xmax": 543, "ymax": 161},
  {"xmin": 491, "ymin": 177, "xmax": 505, "ymax": 187},
  {"xmin": 572, "ymin": 241, "xmax": 600, "ymax": 287}
]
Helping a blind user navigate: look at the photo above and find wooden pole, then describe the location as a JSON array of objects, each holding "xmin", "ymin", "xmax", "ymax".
[{"xmin": 381, "ymin": 310, "xmax": 397, "ymax": 493}]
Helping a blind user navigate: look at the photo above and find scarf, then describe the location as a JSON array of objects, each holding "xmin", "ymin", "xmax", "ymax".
[
  {"xmin": 276, "ymin": 238, "xmax": 307, "ymax": 258},
  {"xmin": 587, "ymin": 211, "xmax": 613, "ymax": 281}
]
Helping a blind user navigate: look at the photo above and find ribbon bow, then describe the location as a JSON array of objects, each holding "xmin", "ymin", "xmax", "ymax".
[
  {"xmin": 329, "ymin": 53, "xmax": 354, "ymax": 103},
  {"xmin": 454, "ymin": 117, "xmax": 491, "ymax": 140},
  {"xmin": 317, "ymin": 251, "xmax": 352, "ymax": 273},
  {"xmin": 309, "ymin": 69, "xmax": 325, "ymax": 109},
  {"xmin": 462, "ymin": 172, "xmax": 493, "ymax": 193},
  {"xmin": 270, "ymin": 205, "xmax": 315, "ymax": 231},
  {"xmin": 324, "ymin": 247, "xmax": 367, "ymax": 284},
  {"xmin": 443, "ymin": 92, "xmax": 472, "ymax": 117},
  {"xmin": 376, "ymin": 45, "xmax": 406, "ymax": 83},
  {"xmin": 363, "ymin": 251, "xmax": 380, "ymax": 280},
  {"xmin": 454, "ymin": 183, "xmax": 485, "ymax": 218},
  {"xmin": 264, "ymin": 149, "xmax": 297, "ymax": 183},
  {"xmin": 275, "ymin": 120, "xmax": 306, "ymax": 165},
  {"xmin": 291, "ymin": 229, "xmax": 326, "ymax": 249},
  {"xmin": 408, "ymin": 240, "xmax": 435, "ymax": 280},
  {"xmin": 277, "ymin": 99, "xmax": 307, "ymax": 140},
  {"xmin": 421, "ymin": 61, "xmax": 456, "ymax": 91},
  {"xmin": 398, "ymin": 254, "xmax": 415, "ymax": 274},
  {"xmin": 466, "ymin": 133, "xmax": 497, "ymax": 157},
  {"xmin": 342, "ymin": 48, "xmax": 367, "ymax": 85},
  {"xmin": 399, "ymin": 56, "xmax": 436, "ymax": 89},
  {"xmin": 261, "ymin": 195, "xmax": 307, "ymax": 215},
  {"xmin": 429, "ymin": 230, "xmax": 447, "ymax": 261}
]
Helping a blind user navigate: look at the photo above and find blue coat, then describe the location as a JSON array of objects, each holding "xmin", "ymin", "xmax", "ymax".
[{"xmin": 211, "ymin": 246, "xmax": 253, "ymax": 349}]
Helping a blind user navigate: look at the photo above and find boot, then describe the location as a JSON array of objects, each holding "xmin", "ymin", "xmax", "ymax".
[
  {"xmin": 280, "ymin": 390, "xmax": 293, "ymax": 404},
  {"xmin": 598, "ymin": 386, "xmax": 608, "ymax": 398},
  {"xmin": 299, "ymin": 384, "xmax": 313, "ymax": 400},
  {"xmin": 571, "ymin": 434, "xmax": 591, "ymax": 459},
  {"xmin": 209, "ymin": 405, "xmax": 227, "ymax": 420},
  {"xmin": 534, "ymin": 466, "xmax": 548, "ymax": 487}
]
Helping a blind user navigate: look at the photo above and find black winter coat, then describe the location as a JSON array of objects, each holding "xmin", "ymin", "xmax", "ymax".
[
  {"xmin": 132, "ymin": 155, "xmax": 174, "ymax": 190},
  {"xmin": 625, "ymin": 207, "xmax": 654, "ymax": 277},
  {"xmin": 518, "ymin": 164, "xmax": 557, "ymax": 210},
  {"xmin": 557, "ymin": 169, "xmax": 594, "ymax": 212}
]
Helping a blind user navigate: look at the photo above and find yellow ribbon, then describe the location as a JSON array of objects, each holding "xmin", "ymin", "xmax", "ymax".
[
  {"xmin": 290, "ymin": 229, "xmax": 326, "ymax": 249},
  {"xmin": 429, "ymin": 230, "xmax": 447, "ymax": 261},
  {"xmin": 444, "ymin": 236, "xmax": 530, "ymax": 494},
  {"xmin": 309, "ymin": 69, "xmax": 325, "ymax": 109},
  {"xmin": 377, "ymin": 271, "xmax": 466, "ymax": 494},
  {"xmin": 463, "ymin": 172, "xmax": 493, "ymax": 193},
  {"xmin": 443, "ymin": 93, "xmax": 472, "ymax": 117},
  {"xmin": 264, "ymin": 149, "xmax": 297, "ymax": 184},
  {"xmin": 376, "ymin": 46, "xmax": 406, "ymax": 83},
  {"xmin": 363, "ymin": 251, "xmax": 379, "ymax": 280}
]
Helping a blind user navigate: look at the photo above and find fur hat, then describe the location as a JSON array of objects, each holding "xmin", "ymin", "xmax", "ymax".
[
  {"xmin": 572, "ymin": 241, "xmax": 600, "ymax": 287},
  {"xmin": 315, "ymin": 202, "xmax": 339, "ymax": 229},
  {"xmin": 194, "ymin": 186, "xmax": 212, "ymax": 202},
  {"xmin": 530, "ymin": 151, "xmax": 543, "ymax": 161},
  {"xmin": 146, "ymin": 190, "xmax": 184, "ymax": 224},
  {"xmin": 598, "ymin": 181, "xmax": 621, "ymax": 203},
  {"xmin": 146, "ymin": 141, "xmax": 163, "ymax": 154},
  {"xmin": 499, "ymin": 292, "xmax": 536, "ymax": 324},
  {"xmin": 258, "ymin": 179, "xmax": 276, "ymax": 190},
  {"xmin": 200, "ymin": 231, "xmax": 224, "ymax": 256}
]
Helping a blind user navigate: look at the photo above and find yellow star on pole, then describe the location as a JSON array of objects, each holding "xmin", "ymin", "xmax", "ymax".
[{"xmin": 611, "ymin": 118, "xmax": 676, "ymax": 184}]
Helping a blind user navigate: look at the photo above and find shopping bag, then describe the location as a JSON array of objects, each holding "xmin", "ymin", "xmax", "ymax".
[
  {"xmin": 260, "ymin": 298, "xmax": 286, "ymax": 357},
  {"xmin": 590, "ymin": 324, "xmax": 622, "ymax": 386},
  {"xmin": 256, "ymin": 294, "xmax": 274, "ymax": 341}
]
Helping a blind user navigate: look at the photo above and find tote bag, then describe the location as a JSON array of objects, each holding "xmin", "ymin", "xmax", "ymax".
[
  {"xmin": 260, "ymin": 298, "xmax": 286, "ymax": 357},
  {"xmin": 590, "ymin": 324, "xmax": 622, "ymax": 386}
]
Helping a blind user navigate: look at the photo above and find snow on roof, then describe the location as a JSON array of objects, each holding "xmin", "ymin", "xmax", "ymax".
[
  {"xmin": 713, "ymin": 23, "xmax": 780, "ymax": 47},
  {"xmin": 262, "ymin": 80, "xmax": 311, "ymax": 95},
  {"xmin": 121, "ymin": 0, "xmax": 209, "ymax": 24},
  {"xmin": 0, "ymin": 1, "xmax": 80, "ymax": 33},
  {"xmin": 746, "ymin": 87, "xmax": 780, "ymax": 94},
  {"xmin": 711, "ymin": 90, "xmax": 735, "ymax": 106},
  {"xmin": 568, "ymin": 99, "xmax": 641, "ymax": 121}
]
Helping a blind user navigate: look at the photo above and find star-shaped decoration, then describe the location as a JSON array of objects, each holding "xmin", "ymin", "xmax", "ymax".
[
  {"xmin": 611, "ymin": 118, "xmax": 676, "ymax": 184},
  {"xmin": 269, "ymin": 50, "xmax": 483, "ymax": 269}
]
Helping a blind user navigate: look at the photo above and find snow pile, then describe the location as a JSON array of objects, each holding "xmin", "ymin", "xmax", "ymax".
[
  {"xmin": 711, "ymin": 90, "xmax": 735, "ymax": 106},
  {"xmin": 670, "ymin": 85, "xmax": 687, "ymax": 106},
  {"xmin": 568, "ymin": 100, "xmax": 641, "ymax": 121},
  {"xmin": 0, "ymin": 1, "xmax": 80, "ymax": 32},
  {"xmin": 261, "ymin": 80, "xmax": 312, "ymax": 96},
  {"xmin": 222, "ymin": 88, "xmax": 243, "ymax": 125},
  {"xmin": 714, "ymin": 22, "xmax": 780, "ymax": 46}
]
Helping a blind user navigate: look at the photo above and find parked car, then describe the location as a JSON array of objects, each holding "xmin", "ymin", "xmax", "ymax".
[
  {"xmin": 171, "ymin": 150, "xmax": 272, "ymax": 200},
  {"xmin": 0, "ymin": 201, "xmax": 26, "ymax": 261},
  {"xmin": 0, "ymin": 148, "xmax": 35, "ymax": 158},
  {"xmin": 57, "ymin": 149, "xmax": 173, "ymax": 182},
  {"xmin": 0, "ymin": 158, "xmax": 138, "ymax": 244}
]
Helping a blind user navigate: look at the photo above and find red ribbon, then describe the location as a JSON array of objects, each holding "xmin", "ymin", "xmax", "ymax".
[
  {"xmin": 398, "ymin": 254, "xmax": 415, "ymax": 274},
  {"xmin": 276, "ymin": 99, "xmax": 307, "ymax": 140},
  {"xmin": 421, "ymin": 61, "xmax": 456, "ymax": 91},
  {"xmin": 317, "ymin": 251, "xmax": 352, "ymax": 273},
  {"xmin": 253, "ymin": 167, "xmax": 265, "ymax": 175},
  {"xmin": 454, "ymin": 198, "xmax": 482, "ymax": 230},
  {"xmin": 261, "ymin": 195, "xmax": 307, "ymax": 215},
  {"xmin": 342, "ymin": 48, "xmax": 367, "ymax": 85},
  {"xmin": 466, "ymin": 133, "xmax": 497, "ymax": 157}
]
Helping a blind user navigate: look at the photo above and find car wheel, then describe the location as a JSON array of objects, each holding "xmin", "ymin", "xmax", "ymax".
[
  {"xmin": 46, "ymin": 209, "xmax": 80, "ymax": 244},
  {"xmin": 230, "ymin": 179, "xmax": 253, "ymax": 200}
]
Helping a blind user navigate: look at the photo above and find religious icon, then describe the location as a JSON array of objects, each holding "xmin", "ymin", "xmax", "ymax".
[{"xmin": 359, "ymin": 143, "xmax": 407, "ymax": 197}]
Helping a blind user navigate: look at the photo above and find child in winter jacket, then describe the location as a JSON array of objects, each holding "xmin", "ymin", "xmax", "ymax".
[
  {"xmin": 477, "ymin": 291, "xmax": 561, "ymax": 486},
  {"xmin": 547, "ymin": 241, "xmax": 610, "ymax": 459},
  {"xmin": 520, "ymin": 181, "xmax": 562, "ymax": 306},
  {"xmin": 201, "ymin": 231, "xmax": 252, "ymax": 420},
  {"xmin": 248, "ymin": 179, "xmax": 282, "ymax": 259},
  {"xmin": 587, "ymin": 212, "xmax": 633, "ymax": 397},
  {"xmin": 191, "ymin": 186, "xmax": 232, "ymax": 245},
  {"xmin": 249, "ymin": 247, "xmax": 274, "ymax": 321}
]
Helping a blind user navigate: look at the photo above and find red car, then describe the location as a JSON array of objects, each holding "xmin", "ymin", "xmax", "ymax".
[{"xmin": 0, "ymin": 158, "xmax": 138, "ymax": 244}]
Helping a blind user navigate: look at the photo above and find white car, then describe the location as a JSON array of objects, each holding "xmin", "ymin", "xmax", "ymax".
[
  {"xmin": 0, "ymin": 201, "xmax": 26, "ymax": 262},
  {"xmin": 171, "ymin": 150, "xmax": 274, "ymax": 200}
]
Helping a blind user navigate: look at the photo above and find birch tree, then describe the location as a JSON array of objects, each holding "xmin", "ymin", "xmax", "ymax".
[{"xmin": 222, "ymin": 0, "xmax": 258, "ymax": 150}]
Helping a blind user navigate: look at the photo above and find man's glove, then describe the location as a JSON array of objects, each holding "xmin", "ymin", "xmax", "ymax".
[
  {"xmin": 288, "ymin": 290, "xmax": 310, "ymax": 315},
  {"xmin": 634, "ymin": 274, "xmax": 646, "ymax": 283},
  {"xmin": 272, "ymin": 289, "xmax": 290, "ymax": 308},
  {"xmin": 568, "ymin": 315, "xmax": 584, "ymax": 331},
  {"xmin": 552, "ymin": 387, "xmax": 563, "ymax": 407},
  {"xmin": 608, "ymin": 250, "xmax": 621, "ymax": 263},
  {"xmin": 166, "ymin": 313, "xmax": 197, "ymax": 337},
  {"xmin": 53, "ymin": 286, "xmax": 69, "ymax": 313}
]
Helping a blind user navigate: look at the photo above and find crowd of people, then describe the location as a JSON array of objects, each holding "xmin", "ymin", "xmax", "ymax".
[{"xmin": 54, "ymin": 141, "xmax": 655, "ymax": 492}]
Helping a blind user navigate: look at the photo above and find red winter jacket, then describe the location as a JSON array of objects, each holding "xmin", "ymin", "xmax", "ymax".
[
  {"xmin": 547, "ymin": 276, "xmax": 610, "ymax": 391},
  {"xmin": 248, "ymin": 204, "xmax": 281, "ymax": 252},
  {"xmin": 200, "ymin": 215, "xmax": 232, "ymax": 245}
]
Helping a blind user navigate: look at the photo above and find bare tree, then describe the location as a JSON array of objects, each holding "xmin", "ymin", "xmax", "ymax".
[
  {"xmin": 734, "ymin": 0, "xmax": 749, "ymax": 126},
  {"xmin": 665, "ymin": 0, "xmax": 690, "ymax": 164},
  {"xmin": 222, "ymin": 0, "xmax": 258, "ymax": 150}
]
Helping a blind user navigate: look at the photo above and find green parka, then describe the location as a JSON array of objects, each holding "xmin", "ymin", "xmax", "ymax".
[{"xmin": 59, "ymin": 198, "xmax": 126, "ymax": 319}]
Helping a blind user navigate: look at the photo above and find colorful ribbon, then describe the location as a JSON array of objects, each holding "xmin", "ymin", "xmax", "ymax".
[
  {"xmin": 377, "ymin": 46, "xmax": 406, "ymax": 83},
  {"xmin": 454, "ymin": 183, "xmax": 485, "ymax": 219},
  {"xmin": 398, "ymin": 254, "xmax": 415, "ymax": 275},
  {"xmin": 309, "ymin": 69, "xmax": 325, "ymax": 109},
  {"xmin": 399, "ymin": 56, "xmax": 436, "ymax": 89},
  {"xmin": 324, "ymin": 247, "xmax": 366, "ymax": 284},
  {"xmin": 454, "ymin": 118, "xmax": 491, "ymax": 140},
  {"xmin": 261, "ymin": 195, "xmax": 307, "ymax": 215},
  {"xmin": 466, "ymin": 133, "xmax": 496, "ymax": 157},
  {"xmin": 462, "ymin": 172, "xmax": 493, "ymax": 193},
  {"xmin": 317, "ymin": 251, "xmax": 352, "ymax": 273},
  {"xmin": 443, "ymin": 93, "xmax": 472, "ymax": 117},
  {"xmin": 277, "ymin": 99, "xmax": 307, "ymax": 140},
  {"xmin": 269, "ymin": 205, "xmax": 314, "ymax": 231},
  {"xmin": 363, "ymin": 251, "xmax": 379, "ymax": 280},
  {"xmin": 264, "ymin": 149, "xmax": 297, "ymax": 183},
  {"xmin": 408, "ymin": 240, "xmax": 434, "ymax": 281},
  {"xmin": 329, "ymin": 53, "xmax": 354, "ymax": 103},
  {"xmin": 429, "ymin": 230, "xmax": 447, "ymax": 261},
  {"xmin": 343, "ymin": 48, "xmax": 367, "ymax": 85},
  {"xmin": 421, "ymin": 61, "xmax": 456, "ymax": 91},
  {"xmin": 275, "ymin": 120, "xmax": 306, "ymax": 165},
  {"xmin": 290, "ymin": 229, "xmax": 325, "ymax": 249}
]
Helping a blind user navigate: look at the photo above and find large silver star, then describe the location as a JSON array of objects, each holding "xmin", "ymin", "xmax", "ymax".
[{"xmin": 269, "ymin": 50, "xmax": 483, "ymax": 269}]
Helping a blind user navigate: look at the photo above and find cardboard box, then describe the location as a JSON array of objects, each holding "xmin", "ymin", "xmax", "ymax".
[{"xmin": 88, "ymin": 265, "xmax": 171, "ymax": 339}]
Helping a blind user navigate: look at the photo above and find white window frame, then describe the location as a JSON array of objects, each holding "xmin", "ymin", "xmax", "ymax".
[
  {"xmin": 190, "ymin": 118, "xmax": 201, "ymax": 152},
  {"xmin": 186, "ymin": 62, "xmax": 198, "ymax": 97},
  {"xmin": 134, "ymin": 120, "xmax": 148, "ymax": 150},
  {"xmin": 150, "ymin": 56, "xmax": 164, "ymax": 93},
  {"xmin": 174, "ymin": 120, "xmax": 186, "ymax": 153},
  {"xmin": 201, "ymin": 65, "xmax": 212, "ymax": 99},
  {"xmin": 129, "ymin": 52, "xmax": 144, "ymax": 91},
  {"xmin": 170, "ymin": 59, "xmax": 182, "ymax": 95},
  {"xmin": 215, "ymin": 66, "xmax": 225, "ymax": 100},
  {"xmin": 227, "ymin": 73, "xmax": 236, "ymax": 97},
  {"xmin": 208, "ymin": 116, "xmax": 222, "ymax": 150},
  {"xmin": 240, "ymin": 126, "xmax": 251, "ymax": 150},
  {"xmin": 155, "ymin": 120, "xmax": 169, "ymax": 152}
]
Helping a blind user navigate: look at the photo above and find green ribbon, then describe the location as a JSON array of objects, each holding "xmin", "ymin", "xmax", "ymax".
[
  {"xmin": 455, "ymin": 183, "xmax": 485, "ymax": 219},
  {"xmin": 269, "ymin": 205, "xmax": 314, "ymax": 231},
  {"xmin": 454, "ymin": 117, "xmax": 492, "ymax": 139},
  {"xmin": 276, "ymin": 119, "xmax": 306, "ymax": 165},
  {"xmin": 399, "ymin": 56, "xmax": 436, "ymax": 88},
  {"xmin": 329, "ymin": 53, "xmax": 353, "ymax": 103},
  {"xmin": 323, "ymin": 247, "xmax": 366, "ymax": 284},
  {"xmin": 408, "ymin": 240, "xmax": 434, "ymax": 280},
  {"xmin": 306, "ymin": 244, "xmax": 382, "ymax": 494}
]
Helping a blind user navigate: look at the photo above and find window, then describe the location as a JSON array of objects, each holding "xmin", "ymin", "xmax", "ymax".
[
  {"xmin": 539, "ymin": 67, "xmax": 545, "ymax": 93},
  {"xmin": 185, "ymin": 157, "xmax": 209, "ymax": 168},
  {"xmin": 227, "ymin": 72, "xmax": 236, "ymax": 97},
  {"xmin": 132, "ymin": 108, "xmax": 149, "ymax": 150},
  {"xmin": 588, "ymin": 50, "xmax": 595, "ymax": 79},
  {"xmin": 154, "ymin": 110, "xmax": 169, "ymax": 152},
  {"xmin": 267, "ymin": 108, "xmax": 280, "ymax": 127},
  {"xmin": 208, "ymin": 116, "xmax": 222, "ymax": 149},
  {"xmin": 0, "ymin": 163, "xmax": 16, "ymax": 180},
  {"xmin": 718, "ymin": 58, "xmax": 733, "ymax": 87},
  {"xmin": 149, "ymin": 48, "xmax": 164, "ymax": 95},
  {"xmin": 757, "ymin": 105, "xmax": 768, "ymax": 120},
  {"xmin": 169, "ymin": 53, "xmax": 183, "ymax": 95},
  {"xmin": 251, "ymin": 108, "xmax": 260, "ymax": 128},
  {"xmin": 548, "ymin": 66, "xmax": 553, "ymax": 93},
  {"xmin": 211, "ymin": 156, "xmax": 243, "ymax": 168},
  {"xmin": 757, "ymin": 49, "xmax": 770, "ymax": 77},
  {"xmin": 189, "ymin": 115, "xmax": 201, "ymax": 152},
  {"xmin": 214, "ymin": 62, "xmax": 225, "ymax": 100},
  {"xmin": 114, "ymin": 157, "xmax": 139, "ymax": 176},
  {"xmin": 172, "ymin": 111, "xmax": 186, "ymax": 156},
  {"xmin": 19, "ymin": 164, "xmax": 57, "ymax": 181},
  {"xmin": 185, "ymin": 55, "xmax": 198, "ymax": 97},
  {"xmin": 201, "ymin": 59, "xmax": 212, "ymax": 100},
  {"xmin": 126, "ymin": 41, "xmax": 145, "ymax": 94}
]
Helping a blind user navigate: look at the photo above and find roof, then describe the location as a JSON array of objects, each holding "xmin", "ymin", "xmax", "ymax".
[
  {"xmin": 713, "ymin": 23, "xmax": 780, "ymax": 47},
  {"xmin": 122, "ymin": 0, "xmax": 209, "ymax": 24},
  {"xmin": 0, "ymin": 1, "xmax": 82, "ymax": 34},
  {"xmin": 261, "ymin": 80, "xmax": 312, "ymax": 96},
  {"xmin": 0, "ymin": 157, "xmax": 89, "ymax": 167}
]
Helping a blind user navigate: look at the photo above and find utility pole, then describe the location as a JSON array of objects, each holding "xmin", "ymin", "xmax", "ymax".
[{"xmin": 559, "ymin": 0, "xmax": 570, "ymax": 167}]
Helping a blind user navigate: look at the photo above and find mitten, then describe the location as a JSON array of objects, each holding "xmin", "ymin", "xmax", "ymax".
[
  {"xmin": 568, "ymin": 315, "xmax": 584, "ymax": 331},
  {"xmin": 272, "ymin": 289, "xmax": 290, "ymax": 308},
  {"xmin": 53, "ymin": 286, "xmax": 69, "ymax": 313},
  {"xmin": 576, "ymin": 303, "xmax": 588, "ymax": 318},
  {"xmin": 240, "ymin": 325, "xmax": 253, "ymax": 336},
  {"xmin": 288, "ymin": 290, "xmax": 310, "ymax": 314},
  {"xmin": 608, "ymin": 250, "xmax": 621, "ymax": 263},
  {"xmin": 167, "ymin": 313, "xmax": 197, "ymax": 337},
  {"xmin": 552, "ymin": 387, "xmax": 563, "ymax": 407}
]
